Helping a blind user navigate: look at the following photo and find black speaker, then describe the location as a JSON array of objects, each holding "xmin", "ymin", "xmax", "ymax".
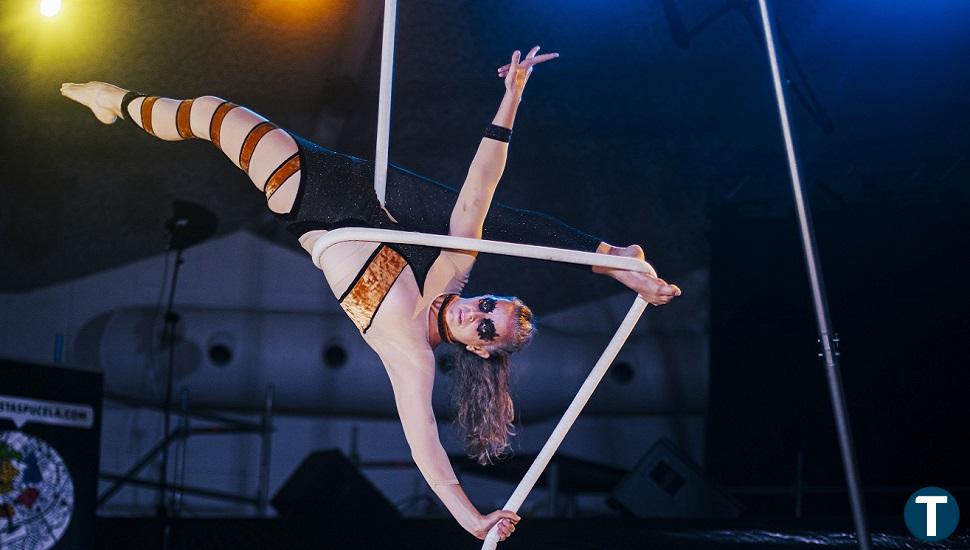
[
  {"xmin": 608, "ymin": 438, "xmax": 743, "ymax": 518},
  {"xmin": 271, "ymin": 449, "xmax": 399, "ymax": 520},
  {"xmin": 0, "ymin": 359, "xmax": 103, "ymax": 549}
]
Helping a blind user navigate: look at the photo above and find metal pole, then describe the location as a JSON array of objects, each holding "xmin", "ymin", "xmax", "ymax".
[
  {"xmin": 257, "ymin": 385, "xmax": 274, "ymax": 517},
  {"xmin": 374, "ymin": 0, "xmax": 397, "ymax": 206},
  {"xmin": 755, "ymin": 2, "xmax": 871, "ymax": 548},
  {"xmin": 99, "ymin": 474, "xmax": 261, "ymax": 506},
  {"xmin": 97, "ymin": 431, "xmax": 181, "ymax": 506},
  {"xmin": 174, "ymin": 388, "xmax": 190, "ymax": 516},
  {"xmin": 159, "ymin": 247, "xmax": 184, "ymax": 519},
  {"xmin": 547, "ymin": 461, "xmax": 559, "ymax": 517}
]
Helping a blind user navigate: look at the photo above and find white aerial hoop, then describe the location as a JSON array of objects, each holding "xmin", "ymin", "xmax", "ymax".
[
  {"xmin": 312, "ymin": 230, "xmax": 651, "ymax": 550},
  {"xmin": 367, "ymin": 4, "xmax": 650, "ymax": 546},
  {"xmin": 374, "ymin": 0, "xmax": 397, "ymax": 207}
]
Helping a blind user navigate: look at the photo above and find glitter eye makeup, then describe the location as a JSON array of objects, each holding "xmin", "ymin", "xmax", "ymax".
[
  {"xmin": 478, "ymin": 297, "xmax": 497, "ymax": 313},
  {"xmin": 477, "ymin": 318, "xmax": 498, "ymax": 341}
]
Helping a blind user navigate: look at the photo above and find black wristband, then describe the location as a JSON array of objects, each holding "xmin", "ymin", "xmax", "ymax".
[
  {"xmin": 483, "ymin": 124, "xmax": 512, "ymax": 143},
  {"xmin": 119, "ymin": 91, "xmax": 144, "ymax": 125}
]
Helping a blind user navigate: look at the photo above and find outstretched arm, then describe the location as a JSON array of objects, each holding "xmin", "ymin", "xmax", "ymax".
[
  {"xmin": 445, "ymin": 49, "xmax": 682, "ymax": 304},
  {"xmin": 383, "ymin": 353, "xmax": 519, "ymax": 541},
  {"xmin": 449, "ymin": 47, "xmax": 558, "ymax": 241}
]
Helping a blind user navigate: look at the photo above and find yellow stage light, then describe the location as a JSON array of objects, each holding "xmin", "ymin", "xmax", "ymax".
[{"xmin": 40, "ymin": 0, "xmax": 61, "ymax": 18}]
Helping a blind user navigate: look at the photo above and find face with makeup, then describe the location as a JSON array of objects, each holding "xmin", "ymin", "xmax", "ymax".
[{"xmin": 444, "ymin": 295, "xmax": 520, "ymax": 358}]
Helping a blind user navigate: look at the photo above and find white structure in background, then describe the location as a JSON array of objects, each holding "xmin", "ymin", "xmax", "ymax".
[{"xmin": 0, "ymin": 230, "xmax": 708, "ymax": 516}]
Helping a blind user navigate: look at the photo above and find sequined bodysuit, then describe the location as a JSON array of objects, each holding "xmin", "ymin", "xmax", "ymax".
[{"xmin": 274, "ymin": 135, "xmax": 602, "ymax": 293}]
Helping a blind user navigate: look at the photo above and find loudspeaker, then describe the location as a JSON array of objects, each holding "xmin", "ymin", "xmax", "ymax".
[
  {"xmin": 271, "ymin": 449, "xmax": 399, "ymax": 520},
  {"xmin": 608, "ymin": 437, "xmax": 743, "ymax": 518}
]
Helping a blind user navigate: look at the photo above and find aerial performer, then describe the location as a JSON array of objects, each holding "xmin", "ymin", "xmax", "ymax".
[{"xmin": 61, "ymin": 46, "xmax": 681, "ymax": 542}]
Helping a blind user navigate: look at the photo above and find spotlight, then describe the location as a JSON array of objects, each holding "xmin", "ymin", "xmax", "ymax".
[{"xmin": 40, "ymin": 0, "xmax": 61, "ymax": 17}]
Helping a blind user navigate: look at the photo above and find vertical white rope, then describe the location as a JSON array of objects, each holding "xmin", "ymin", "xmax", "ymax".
[
  {"xmin": 481, "ymin": 296, "xmax": 649, "ymax": 549},
  {"xmin": 374, "ymin": 0, "xmax": 397, "ymax": 207}
]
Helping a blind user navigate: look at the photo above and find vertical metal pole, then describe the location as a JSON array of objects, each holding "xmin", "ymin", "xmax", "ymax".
[
  {"xmin": 53, "ymin": 333, "xmax": 64, "ymax": 363},
  {"xmin": 374, "ymin": 0, "xmax": 397, "ymax": 206},
  {"xmin": 755, "ymin": 2, "xmax": 871, "ymax": 548},
  {"xmin": 257, "ymin": 385, "xmax": 274, "ymax": 517},
  {"xmin": 159, "ymin": 248, "xmax": 184, "ymax": 550},
  {"xmin": 547, "ymin": 461, "xmax": 559, "ymax": 517},
  {"xmin": 174, "ymin": 388, "xmax": 190, "ymax": 516}
]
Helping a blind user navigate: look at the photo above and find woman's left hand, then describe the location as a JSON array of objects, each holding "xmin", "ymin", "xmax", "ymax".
[
  {"xmin": 497, "ymin": 46, "xmax": 559, "ymax": 98},
  {"xmin": 473, "ymin": 509, "xmax": 521, "ymax": 541}
]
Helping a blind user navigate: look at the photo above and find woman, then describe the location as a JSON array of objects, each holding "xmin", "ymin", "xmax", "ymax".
[{"xmin": 61, "ymin": 46, "xmax": 680, "ymax": 541}]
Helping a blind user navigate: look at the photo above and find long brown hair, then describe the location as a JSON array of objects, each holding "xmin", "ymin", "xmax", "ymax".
[{"xmin": 451, "ymin": 297, "xmax": 536, "ymax": 465}]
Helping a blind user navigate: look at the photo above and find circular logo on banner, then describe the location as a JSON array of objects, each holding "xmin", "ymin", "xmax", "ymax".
[
  {"xmin": 0, "ymin": 431, "xmax": 75, "ymax": 550},
  {"xmin": 904, "ymin": 486, "xmax": 960, "ymax": 541}
]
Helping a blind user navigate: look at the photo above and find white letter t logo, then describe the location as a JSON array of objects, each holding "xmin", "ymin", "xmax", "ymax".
[{"xmin": 915, "ymin": 496, "xmax": 948, "ymax": 536}]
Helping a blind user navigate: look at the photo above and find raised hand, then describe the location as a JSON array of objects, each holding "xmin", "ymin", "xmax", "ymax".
[{"xmin": 497, "ymin": 46, "xmax": 559, "ymax": 98}]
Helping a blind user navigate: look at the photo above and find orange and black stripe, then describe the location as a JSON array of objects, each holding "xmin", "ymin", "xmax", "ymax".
[
  {"xmin": 239, "ymin": 121, "xmax": 277, "ymax": 174},
  {"xmin": 263, "ymin": 153, "xmax": 301, "ymax": 200},
  {"xmin": 140, "ymin": 96, "xmax": 160, "ymax": 136},
  {"xmin": 209, "ymin": 101, "xmax": 238, "ymax": 150},
  {"xmin": 176, "ymin": 99, "xmax": 195, "ymax": 139},
  {"xmin": 338, "ymin": 245, "xmax": 408, "ymax": 333}
]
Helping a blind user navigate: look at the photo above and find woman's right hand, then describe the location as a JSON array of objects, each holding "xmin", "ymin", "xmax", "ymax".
[
  {"xmin": 473, "ymin": 509, "xmax": 521, "ymax": 541},
  {"xmin": 496, "ymin": 46, "xmax": 559, "ymax": 99}
]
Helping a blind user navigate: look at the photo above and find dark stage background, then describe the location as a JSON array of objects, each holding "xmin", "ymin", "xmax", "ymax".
[{"xmin": 708, "ymin": 200, "xmax": 970, "ymax": 516}]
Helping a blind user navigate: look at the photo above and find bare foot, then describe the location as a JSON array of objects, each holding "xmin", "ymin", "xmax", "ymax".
[
  {"xmin": 60, "ymin": 81, "xmax": 128, "ymax": 124},
  {"xmin": 594, "ymin": 244, "xmax": 682, "ymax": 305}
]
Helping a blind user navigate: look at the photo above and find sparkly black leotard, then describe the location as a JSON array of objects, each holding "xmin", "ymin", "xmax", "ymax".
[{"xmin": 275, "ymin": 135, "xmax": 602, "ymax": 291}]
